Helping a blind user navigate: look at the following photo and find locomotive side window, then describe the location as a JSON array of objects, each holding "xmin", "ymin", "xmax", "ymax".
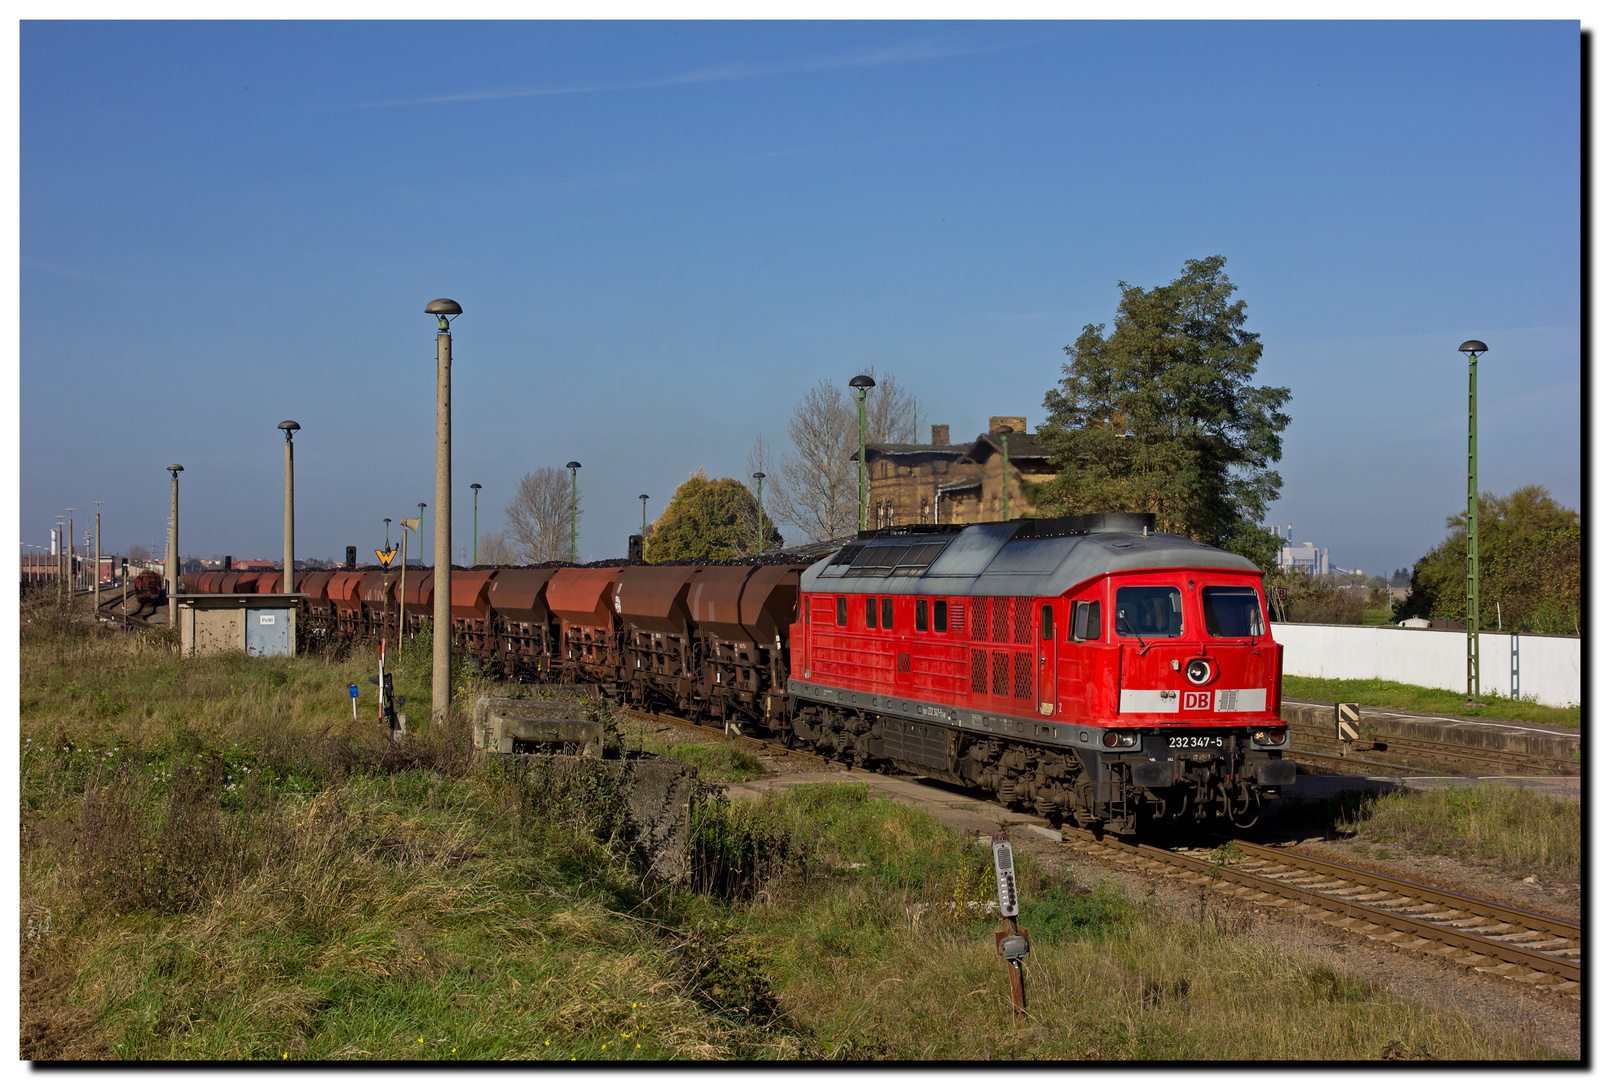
[
  {"xmin": 1040, "ymin": 604, "xmax": 1053, "ymax": 641},
  {"xmin": 933, "ymin": 599, "xmax": 948, "ymax": 633},
  {"xmin": 1202, "ymin": 586, "xmax": 1264, "ymax": 637},
  {"xmin": 866, "ymin": 598, "xmax": 878, "ymax": 629},
  {"xmin": 1114, "ymin": 586, "xmax": 1184, "ymax": 638},
  {"xmin": 915, "ymin": 598, "xmax": 929, "ymax": 631},
  {"xmin": 881, "ymin": 598, "xmax": 894, "ymax": 629},
  {"xmin": 836, "ymin": 596, "xmax": 847, "ymax": 627},
  {"xmin": 1070, "ymin": 600, "xmax": 1101, "ymax": 641}
]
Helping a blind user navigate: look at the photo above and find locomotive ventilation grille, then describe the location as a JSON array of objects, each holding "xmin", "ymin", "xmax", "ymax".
[
  {"xmin": 967, "ymin": 597, "xmax": 1034, "ymax": 646},
  {"xmin": 969, "ymin": 647, "xmax": 1034, "ymax": 701}
]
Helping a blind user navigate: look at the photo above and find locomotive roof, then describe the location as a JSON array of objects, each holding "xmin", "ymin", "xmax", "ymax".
[{"xmin": 800, "ymin": 516, "xmax": 1258, "ymax": 597}]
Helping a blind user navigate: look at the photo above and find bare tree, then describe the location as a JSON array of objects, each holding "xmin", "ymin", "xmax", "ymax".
[
  {"xmin": 505, "ymin": 466, "xmax": 582, "ymax": 563},
  {"xmin": 124, "ymin": 543, "xmax": 152, "ymax": 563},
  {"xmin": 731, "ymin": 434, "xmax": 785, "ymax": 554},
  {"xmin": 476, "ymin": 529, "xmax": 517, "ymax": 565},
  {"xmin": 769, "ymin": 369, "xmax": 920, "ymax": 543}
]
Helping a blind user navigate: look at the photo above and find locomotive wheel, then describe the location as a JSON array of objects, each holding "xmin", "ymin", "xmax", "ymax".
[{"xmin": 778, "ymin": 725, "xmax": 795, "ymax": 750}]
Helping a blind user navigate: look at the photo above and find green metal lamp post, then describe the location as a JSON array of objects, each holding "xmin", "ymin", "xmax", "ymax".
[
  {"xmin": 849, "ymin": 374, "xmax": 875, "ymax": 532},
  {"xmin": 639, "ymin": 493, "xmax": 648, "ymax": 561},
  {"xmin": 994, "ymin": 425, "xmax": 1013, "ymax": 522},
  {"xmin": 1459, "ymin": 339, "xmax": 1487, "ymax": 702},
  {"xmin": 384, "ymin": 518, "xmax": 391, "ymax": 550},
  {"xmin": 752, "ymin": 472, "xmax": 766, "ymax": 555},
  {"xmin": 470, "ymin": 483, "xmax": 481, "ymax": 565},
  {"xmin": 566, "ymin": 462, "xmax": 581, "ymax": 563},
  {"xmin": 417, "ymin": 503, "xmax": 427, "ymax": 567}
]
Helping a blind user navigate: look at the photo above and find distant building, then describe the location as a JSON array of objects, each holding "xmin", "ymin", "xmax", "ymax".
[
  {"xmin": 1268, "ymin": 524, "xmax": 1330, "ymax": 577},
  {"xmin": 857, "ymin": 416, "xmax": 1059, "ymax": 528}
]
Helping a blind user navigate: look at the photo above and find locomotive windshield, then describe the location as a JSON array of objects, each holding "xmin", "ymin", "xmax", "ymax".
[
  {"xmin": 1202, "ymin": 585, "xmax": 1264, "ymax": 637},
  {"xmin": 1114, "ymin": 585, "xmax": 1184, "ymax": 638}
]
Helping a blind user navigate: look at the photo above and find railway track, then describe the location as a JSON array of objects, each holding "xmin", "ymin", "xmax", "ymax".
[
  {"xmin": 1287, "ymin": 723, "xmax": 1576, "ymax": 777},
  {"xmin": 1058, "ymin": 828, "xmax": 1581, "ymax": 995}
]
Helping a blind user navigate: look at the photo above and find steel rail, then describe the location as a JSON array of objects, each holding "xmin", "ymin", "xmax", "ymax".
[
  {"xmin": 1063, "ymin": 828, "xmax": 1579, "ymax": 991},
  {"xmin": 1224, "ymin": 837, "xmax": 1582, "ymax": 942}
]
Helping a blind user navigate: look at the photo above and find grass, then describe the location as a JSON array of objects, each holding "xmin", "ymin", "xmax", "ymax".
[
  {"xmin": 1338, "ymin": 783, "xmax": 1582, "ymax": 887},
  {"xmin": 18, "ymin": 603, "xmax": 1566, "ymax": 1061},
  {"xmin": 1281, "ymin": 675, "xmax": 1580, "ymax": 728},
  {"xmin": 711, "ymin": 784, "xmax": 1556, "ymax": 1060}
]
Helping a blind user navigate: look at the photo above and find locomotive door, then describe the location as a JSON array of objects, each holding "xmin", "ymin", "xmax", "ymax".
[{"xmin": 1035, "ymin": 602, "xmax": 1057, "ymax": 716}]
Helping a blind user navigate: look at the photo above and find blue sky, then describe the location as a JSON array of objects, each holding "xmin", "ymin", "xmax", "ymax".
[{"xmin": 19, "ymin": 20, "xmax": 1580, "ymax": 575}]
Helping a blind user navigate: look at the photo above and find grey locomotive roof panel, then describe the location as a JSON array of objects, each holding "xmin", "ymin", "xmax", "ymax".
[{"xmin": 802, "ymin": 520, "xmax": 1257, "ymax": 597}]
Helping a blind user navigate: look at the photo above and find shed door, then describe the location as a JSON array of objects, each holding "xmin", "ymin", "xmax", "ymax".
[{"xmin": 246, "ymin": 608, "xmax": 292, "ymax": 657}]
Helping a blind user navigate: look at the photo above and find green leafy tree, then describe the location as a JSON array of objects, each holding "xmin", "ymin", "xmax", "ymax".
[
  {"xmin": 1035, "ymin": 255, "xmax": 1291, "ymax": 569},
  {"xmin": 646, "ymin": 469, "xmax": 783, "ymax": 562},
  {"xmin": 1398, "ymin": 486, "xmax": 1581, "ymax": 633}
]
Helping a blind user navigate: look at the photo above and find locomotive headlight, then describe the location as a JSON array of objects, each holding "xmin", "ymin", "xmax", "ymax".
[
  {"xmin": 1101, "ymin": 730, "xmax": 1140, "ymax": 750},
  {"xmin": 1184, "ymin": 659, "xmax": 1212, "ymax": 685},
  {"xmin": 1252, "ymin": 729, "xmax": 1288, "ymax": 747}
]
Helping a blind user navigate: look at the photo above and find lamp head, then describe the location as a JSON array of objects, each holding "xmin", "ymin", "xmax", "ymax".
[
  {"xmin": 418, "ymin": 502, "xmax": 426, "ymax": 511},
  {"xmin": 425, "ymin": 297, "xmax": 462, "ymax": 331},
  {"xmin": 752, "ymin": 471, "xmax": 765, "ymax": 481},
  {"xmin": 167, "ymin": 464, "xmax": 183, "ymax": 477},
  {"xmin": 849, "ymin": 374, "xmax": 876, "ymax": 391},
  {"xmin": 994, "ymin": 425, "xmax": 1013, "ymax": 436},
  {"xmin": 278, "ymin": 419, "xmax": 300, "ymax": 441},
  {"xmin": 470, "ymin": 483, "xmax": 481, "ymax": 492},
  {"xmin": 1458, "ymin": 340, "xmax": 1488, "ymax": 356},
  {"xmin": 567, "ymin": 461, "xmax": 582, "ymax": 470},
  {"xmin": 640, "ymin": 493, "xmax": 648, "ymax": 500},
  {"xmin": 384, "ymin": 518, "xmax": 391, "ymax": 525}
]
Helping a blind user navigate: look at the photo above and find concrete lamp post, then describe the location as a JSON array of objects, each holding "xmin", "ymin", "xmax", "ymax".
[
  {"xmin": 470, "ymin": 483, "xmax": 481, "ymax": 565},
  {"xmin": 164, "ymin": 467, "xmax": 182, "ymax": 623},
  {"xmin": 639, "ymin": 493, "xmax": 649, "ymax": 560},
  {"xmin": 752, "ymin": 472, "xmax": 766, "ymax": 555},
  {"xmin": 425, "ymin": 295, "xmax": 462, "ymax": 724},
  {"xmin": 417, "ymin": 503, "xmax": 427, "ymax": 567},
  {"xmin": 1459, "ymin": 339, "xmax": 1487, "ymax": 702},
  {"xmin": 849, "ymin": 374, "xmax": 875, "ymax": 533},
  {"xmin": 92, "ymin": 501, "xmax": 103, "ymax": 615},
  {"xmin": 279, "ymin": 421, "xmax": 299, "ymax": 597},
  {"xmin": 566, "ymin": 462, "xmax": 582, "ymax": 563},
  {"xmin": 993, "ymin": 425, "xmax": 1013, "ymax": 522}
]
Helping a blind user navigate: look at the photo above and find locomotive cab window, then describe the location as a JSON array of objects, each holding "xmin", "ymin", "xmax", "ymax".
[
  {"xmin": 915, "ymin": 598, "xmax": 929, "ymax": 631},
  {"xmin": 1040, "ymin": 604, "xmax": 1053, "ymax": 641},
  {"xmin": 933, "ymin": 599, "xmax": 948, "ymax": 633},
  {"xmin": 836, "ymin": 597, "xmax": 847, "ymax": 627},
  {"xmin": 866, "ymin": 598, "xmax": 877, "ymax": 628},
  {"xmin": 1202, "ymin": 586, "xmax": 1264, "ymax": 637},
  {"xmin": 1114, "ymin": 586, "xmax": 1184, "ymax": 638},
  {"xmin": 1070, "ymin": 600, "xmax": 1101, "ymax": 641},
  {"xmin": 881, "ymin": 598, "xmax": 894, "ymax": 629}
]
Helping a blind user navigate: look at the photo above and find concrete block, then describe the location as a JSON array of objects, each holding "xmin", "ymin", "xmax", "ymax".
[{"xmin": 472, "ymin": 696, "xmax": 599, "ymax": 756}]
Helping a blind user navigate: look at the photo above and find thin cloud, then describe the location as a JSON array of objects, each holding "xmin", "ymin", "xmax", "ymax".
[{"xmin": 355, "ymin": 38, "xmax": 1004, "ymax": 109}]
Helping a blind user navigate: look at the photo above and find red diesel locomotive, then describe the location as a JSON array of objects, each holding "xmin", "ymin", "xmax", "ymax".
[{"xmin": 785, "ymin": 513, "xmax": 1295, "ymax": 833}]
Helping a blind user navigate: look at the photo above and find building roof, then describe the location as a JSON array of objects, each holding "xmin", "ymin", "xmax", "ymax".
[
  {"xmin": 957, "ymin": 432, "xmax": 1052, "ymax": 464},
  {"xmin": 856, "ymin": 441, "xmax": 974, "ymax": 463}
]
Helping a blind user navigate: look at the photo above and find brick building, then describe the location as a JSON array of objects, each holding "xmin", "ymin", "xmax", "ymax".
[{"xmin": 856, "ymin": 416, "xmax": 1059, "ymax": 528}]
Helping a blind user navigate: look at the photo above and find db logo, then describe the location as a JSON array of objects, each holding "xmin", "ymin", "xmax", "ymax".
[{"xmin": 1182, "ymin": 691, "xmax": 1211, "ymax": 711}]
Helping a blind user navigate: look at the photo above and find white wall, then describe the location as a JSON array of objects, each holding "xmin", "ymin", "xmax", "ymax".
[{"xmin": 1271, "ymin": 623, "xmax": 1581, "ymax": 709}]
